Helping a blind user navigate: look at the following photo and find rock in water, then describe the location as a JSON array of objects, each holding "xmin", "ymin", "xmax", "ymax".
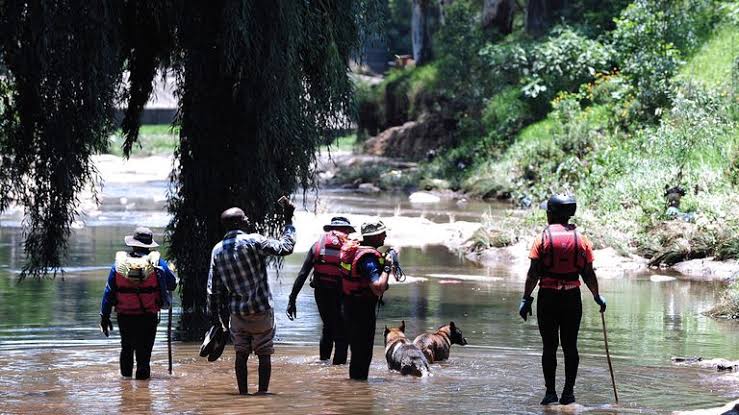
[
  {"xmin": 357, "ymin": 183, "xmax": 381, "ymax": 194},
  {"xmin": 409, "ymin": 192, "xmax": 440, "ymax": 204}
]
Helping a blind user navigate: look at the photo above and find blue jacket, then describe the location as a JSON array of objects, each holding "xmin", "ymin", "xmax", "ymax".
[{"xmin": 100, "ymin": 256, "xmax": 177, "ymax": 317}]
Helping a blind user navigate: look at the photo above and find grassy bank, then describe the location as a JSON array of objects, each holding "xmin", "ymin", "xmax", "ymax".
[
  {"xmin": 107, "ymin": 127, "xmax": 357, "ymax": 158},
  {"xmin": 107, "ymin": 125, "xmax": 178, "ymax": 157}
]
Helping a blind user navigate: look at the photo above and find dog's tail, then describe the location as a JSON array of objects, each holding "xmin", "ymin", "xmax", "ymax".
[{"xmin": 400, "ymin": 346, "xmax": 431, "ymax": 377}]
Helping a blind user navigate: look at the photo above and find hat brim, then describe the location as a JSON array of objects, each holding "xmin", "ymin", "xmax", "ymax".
[
  {"xmin": 323, "ymin": 224, "xmax": 356, "ymax": 232},
  {"xmin": 124, "ymin": 235, "xmax": 159, "ymax": 248},
  {"xmin": 361, "ymin": 228, "xmax": 388, "ymax": 237}
]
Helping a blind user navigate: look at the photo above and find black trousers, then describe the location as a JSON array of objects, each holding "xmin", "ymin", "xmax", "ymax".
[
  {"xmin": 117, "ymin": 313, "xmax": 158, "ymax": 380},
  {"xmin": 314, "ymin": 284, "xmax": 348, "ymax": 364},
  {"xmin": 537, "ymin": 288, "xmax": 582, "ymax": 393},
  {"xmin": 343, "ymin": 295, "xmax": 378, "ymax": 380}
]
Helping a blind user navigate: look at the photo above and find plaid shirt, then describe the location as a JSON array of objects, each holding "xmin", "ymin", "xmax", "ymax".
[{"xmin": 207, "ymin": 225, "xmax": 296, "ymax": 316}]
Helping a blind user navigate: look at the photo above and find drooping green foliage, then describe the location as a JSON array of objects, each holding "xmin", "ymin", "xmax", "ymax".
[
  {"xmin": 0, "ymin": 1, "xmax": 381, "ymax": 334},
  {"xmin": 165, "ymin": 1, "xmax": 381, "ymax": 333},
  {"xmin": 0, "ymin": 0, "xmax": 123, "ymax": 276}
]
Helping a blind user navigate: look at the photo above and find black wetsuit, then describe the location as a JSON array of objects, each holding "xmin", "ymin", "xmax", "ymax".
[
  {"xmin": 117, "ymin": 313, "xmax": 158, "ymax": 379},
  {"xmin": 290, "ymin": 244, "xmax": 348, "ymax": 364},
  {"xmin": 537, "ymin": 287, "xmax": 582, "ymax": 394}
]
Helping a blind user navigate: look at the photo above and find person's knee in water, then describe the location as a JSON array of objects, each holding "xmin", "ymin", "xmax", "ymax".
[
  {"xmin": 340, "ymin": 218, "xmax": 393, "ymax": 380},
  {"xmin": 287, "ymin": 217, "xmax": 355, "ymax": 365},
  {"xmin": 98, "ymin": 226, "xmax": 177, "ymax": 380},
  {"xmin": 208, "ymin": 202, "xmax": 296, "ymax": 394},
  {"xmin": 518, "ymin": 194, "xmax": 606, "ymax": 405}
]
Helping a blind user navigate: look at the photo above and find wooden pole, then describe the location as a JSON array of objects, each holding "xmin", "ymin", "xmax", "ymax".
[{"xmin": 601, "ymin": 311, "xmax": 618, "ymax": 404}]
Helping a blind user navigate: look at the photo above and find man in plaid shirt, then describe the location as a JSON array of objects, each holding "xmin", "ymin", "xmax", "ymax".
[{"xmin": 207, "ymin": 201, "xmax": 296, "ymax": 395}]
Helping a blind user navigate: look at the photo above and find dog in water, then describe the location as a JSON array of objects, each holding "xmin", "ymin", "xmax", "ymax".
[
  {"xmin": 384, "ymin": 321, "xmax": 430, "ymax": 377},
  {"xmin": 413, "ymin": 321, "xmax": 468, "ymax": 363}
]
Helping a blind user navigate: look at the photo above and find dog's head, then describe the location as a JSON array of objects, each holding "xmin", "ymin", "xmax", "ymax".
[
  {"xmin": 448, "ymin": 321, "xmax": 468, "ymax": 346},
  {"xmin": 384, "ymin": 320, "xmax": 407, "ymax": 345}
]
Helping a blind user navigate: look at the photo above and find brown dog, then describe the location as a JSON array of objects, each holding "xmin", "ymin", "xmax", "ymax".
[
  {"xmin": 384, "ymin": 321, "xmax": 430, "ymax": 377},
  {"xmin": 412, "ymin": 321, "xmax": 468, "ymax": 363}
]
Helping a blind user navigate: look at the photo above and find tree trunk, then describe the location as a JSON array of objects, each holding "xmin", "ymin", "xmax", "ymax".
[
  {"xmin": 438, "ymin": 0, "xmax": 454, "ymax": 25},
  {"xmin": 412, "ymin": 0, "xmax": 433, "ymax": 65},
  {"xmin": 526, "ymin": 0, "xmax": 548, "ymax": 36},
  {"xmin": 526, "ymin": 0, "xmax": 565, "ymax": 37},
  {"xmin": 481, "ymin": 0, "xmax": 514, "ymax": 34}
]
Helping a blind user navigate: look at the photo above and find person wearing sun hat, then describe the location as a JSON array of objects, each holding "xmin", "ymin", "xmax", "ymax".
[
  {"xmin": 339, "ymin": 217, "xmax": 394, "ymax": 380},
  {"xmin": 287, "ymin": 216, "xmax": 356, "ymax": 364},
  {"xmin": 99, "ymin": 226, "xmax": 177, "ymax": 380}
]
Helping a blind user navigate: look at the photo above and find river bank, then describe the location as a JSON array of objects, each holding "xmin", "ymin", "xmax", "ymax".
[{"xmin": 320, "ymin": 150, "xmax": 739, "ymax": 284}]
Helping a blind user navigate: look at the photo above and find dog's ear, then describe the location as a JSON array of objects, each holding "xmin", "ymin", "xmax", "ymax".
[
  {"xmin": 400, "ymin": 320, "xmax": 406, "ymax": 332},
  {"xmin": 384, "ymin": 325, "xmax": 390, "ymax": 336},
  {"xmin": 449, "ymin": 321, "xmax": 456, "ymax": 330}
]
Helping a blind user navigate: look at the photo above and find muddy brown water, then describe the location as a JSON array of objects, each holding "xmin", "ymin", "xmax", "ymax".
[{"xmin": 1, "ymin": 186, "xmax": 738, "ymax": 414}]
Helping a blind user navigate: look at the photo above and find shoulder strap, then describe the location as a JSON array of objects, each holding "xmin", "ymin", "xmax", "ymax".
[
  {"xmin": 572, "ymin": 229, "xmax": 580, "ymax": 268},
  {"xmin": 544, "ymin": 226, "xmax": 554, "ymax": 268}
]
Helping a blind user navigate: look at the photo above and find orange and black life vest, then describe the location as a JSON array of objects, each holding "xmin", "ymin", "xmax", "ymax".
[
  {"xmin": 114, "ymin": 251, "xmax": 161, "ymax": 315},
  {"xmin": 312, "ymin": 230, "xmax": 350, "ymax": 286},
  {"xmin": 339, "ymin": 241, "xmax": 384, "ymax": 297},
  {"xmin": 538, "ymin": 224, "xmax": 586, "ymax": 290}
]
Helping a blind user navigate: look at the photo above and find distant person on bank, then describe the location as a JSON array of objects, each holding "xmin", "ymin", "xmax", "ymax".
[
  {"xmin": 518, "ymin": 194, "xmax": 606, "ymax": 406},
  {"xmin": 287, "ymin": 216, "xmax": 356, "ymax": 364},
  {"xmin": 207, "ymin": 203, "xmax": 296, "ymax": 395},
  {"xmin": 99, "ymin": 227, "xmax": 178, "ymax": 380}
]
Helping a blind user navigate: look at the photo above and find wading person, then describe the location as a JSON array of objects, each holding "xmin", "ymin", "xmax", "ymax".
[
  {"xmin": 207, "ymin": 202, "xmax": 296, "ymax": 395},
  {"xmin": 99, "ymin": 227, "xmax": 177, "ymax": 380},
  {"xmin": 286, "ymin": 217, "xmax": 355, "ymax": 364},
  {"xmin": 339, "ymin": 219, "xmax": 393, "ymax": 380},
  {"xmin": 518, "ymin": 194, "xmax": 606, "ymax": 405}
]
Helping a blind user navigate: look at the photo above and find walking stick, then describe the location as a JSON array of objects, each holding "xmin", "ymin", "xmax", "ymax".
[
  {"xmin": 600, "ymin": 311, "xmax": 618, "ymax": 404},
  {"xmin": 167, "ymin": 305, "xmax": 173, "ymax": 375}
]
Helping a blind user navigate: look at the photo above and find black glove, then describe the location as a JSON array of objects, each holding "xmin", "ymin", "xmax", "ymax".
[
  {"xmin": 594, "ymin": 294, "xmax": 607, "ymax": 313},
  {"xmin": 99, "ymin": 314, "xmax": 113, "ymax": 337},
  {"xmin": 286, "ymin": 297, "xmax": 297, "ymax": 321},
  {"xmin": 519, "ymin": 296, "xmax": 534, "ymax": 321}
]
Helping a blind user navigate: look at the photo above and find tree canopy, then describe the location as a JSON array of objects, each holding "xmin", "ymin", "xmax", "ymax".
[{"xmin": 0, "ymin": 0, "xmax": 382, "ymax": 334}]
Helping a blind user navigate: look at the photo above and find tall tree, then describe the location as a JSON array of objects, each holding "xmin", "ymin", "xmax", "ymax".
[
  {"xmin": 412, "ymin": 0, "xmax": 433, "ymax": 64},
  {"xmin": 0, "ymin": 0, "xmax": 381, "ymax": 336}
]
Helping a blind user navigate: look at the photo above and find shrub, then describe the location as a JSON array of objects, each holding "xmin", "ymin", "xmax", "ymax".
[
  {"xmin": 481, "ymin": 87, "xmax": 532, "ymax": 145},
  {"xmin": 521, "ymin": 27, "xmax": 614, "ymax": 103},
  {"xmin": 612, "ymin": 0, "xmax": 722, "ymax": 119}
]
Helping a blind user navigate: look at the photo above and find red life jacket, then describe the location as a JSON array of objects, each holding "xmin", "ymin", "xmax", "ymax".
[
  {"xmin": 114, "ymin": 251, "xmax": 161, "ymax": 315},
  {"xmin": 339, "ymin": 240, "xmax": 383, "ymax": 297},
  {"xmin": 539, "ymin": 224, "xmax": 586, "ymax": 290},
  {"xmin": 312, "ymin": 230, "xmax": 350, "ymax": 287}
]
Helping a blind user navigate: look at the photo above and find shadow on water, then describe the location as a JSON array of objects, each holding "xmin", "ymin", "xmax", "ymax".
[{"xmin": 1, "ymin": 187, "xmax": 739, "ymax": 413}]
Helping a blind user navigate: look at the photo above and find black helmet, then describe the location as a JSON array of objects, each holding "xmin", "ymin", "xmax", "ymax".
[{"xmin": 545, "ymin": 194, "xmax": 577, "ymax": 217}]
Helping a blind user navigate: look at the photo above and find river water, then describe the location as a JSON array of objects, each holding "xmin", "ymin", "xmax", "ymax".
[{"xmin": 1, "ymin": 178, "xmax": 738, "ymax": 414}]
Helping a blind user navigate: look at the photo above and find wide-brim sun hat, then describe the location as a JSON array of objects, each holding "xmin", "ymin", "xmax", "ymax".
[
  {"xmin": 361, "ymin": 219, "xmax": 388, "ymax": 236},
  {"xmin": 323, "ymin": 216, "xmax": 356, "ymax": 233},
  {"xmin": 124, "ymin": 226, "xmax": 159, "ymax": 248}
]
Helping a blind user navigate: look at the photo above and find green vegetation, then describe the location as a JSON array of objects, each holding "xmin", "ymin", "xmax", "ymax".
[
  {"xmin": 107, "ymin": 125, "xmax": 179, "ymax": 157},
  {"xmin": 354, "ymin": 0, "xmax": 739, "ymax": 272}
]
